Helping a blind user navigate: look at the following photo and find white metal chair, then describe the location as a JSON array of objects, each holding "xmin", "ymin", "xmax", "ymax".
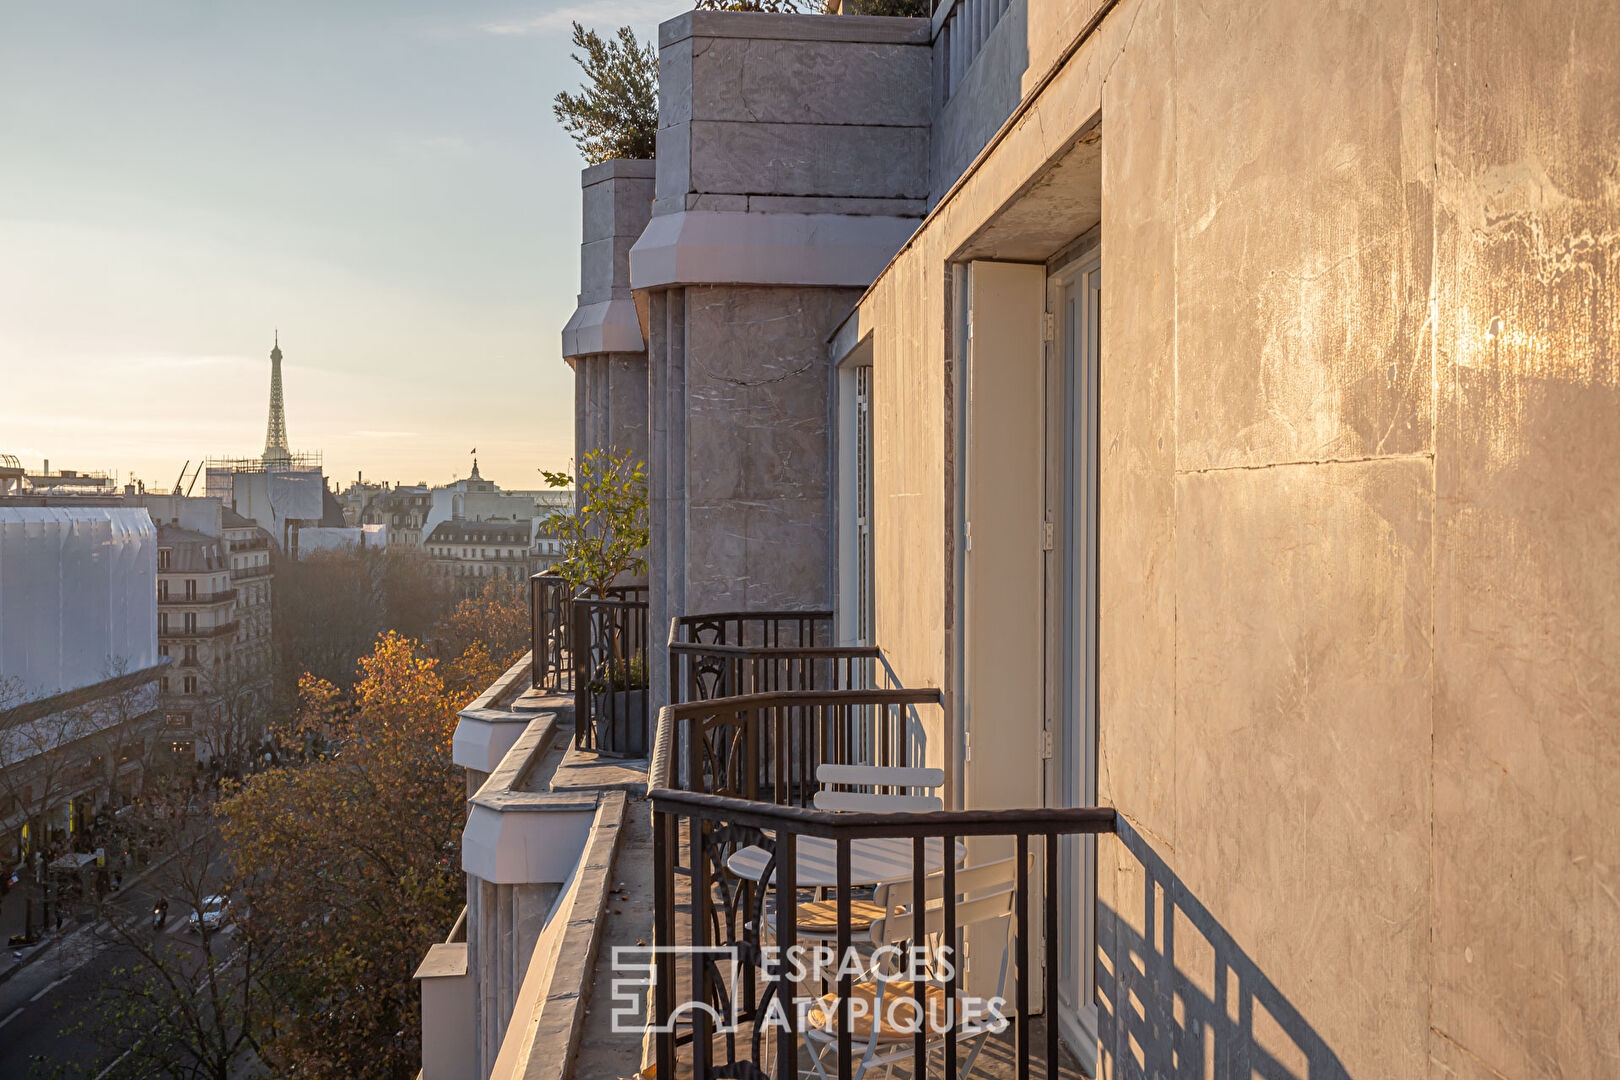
[
  {"xmin": 801, "ymin": 856, "xmax": 1018, "ymax": 1080},
  {"xmin": 781, "ymin": 764, "xmax": 945, "ymax": 945},
  {"xmin": 812, "ymin": 763, "xmax": 944, "ymax": 813}
]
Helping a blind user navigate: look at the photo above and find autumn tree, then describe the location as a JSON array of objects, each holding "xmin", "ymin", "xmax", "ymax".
[
  {"xmin": 435, "ymin": 576, "xmax": 531, "ymax": 703},
  {"xmin": 219, "ymin": 633, "xmax": 464, "ymax": 1080},
  {"xmin": 272, "ymin": 547, "xmax": 452, "ymax": 699}
]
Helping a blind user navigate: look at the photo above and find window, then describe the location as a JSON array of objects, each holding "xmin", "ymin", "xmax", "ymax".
[
  {"xmin": 158, "ymin": 548, "xmax": 171, "ymax": 570},
  {"xmin": 159, "ymin": 644, "xmax": 170, "ymax": 658},
  {"xmin": 184, "ymin": 645, "xmax": 197, "ymax": 665},
  {"xmin": 855, "ymin": 363, "xmax": 874, "ymax": 646},
  {"xmin": 160, "ymin": 677, "xmax": 170, "ymax": 694},
  {"xmin": 158, "ymin": 613, "xmax": 169, "ymax": 634},
  {"xmin": 837, "ymin": 345, "xmax": 876, "ymax": 649},
  {"xmin": 158, "ymin": 580, "xmax": 169, "ymax": 601},
  {"xmin": 184, "ymin": 612, "xmax": 197, "ymax": 633},
  {"xmin": 183, "ymin": 675, "xmax": 197, "ymax": 694},
  {"xmin": 185, "ymin": 579, "xmax": 197, "ymax": 601}
]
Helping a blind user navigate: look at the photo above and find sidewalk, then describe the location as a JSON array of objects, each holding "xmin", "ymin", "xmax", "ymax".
[{"xmin": 0, "ymin": 847, "xmax": 177, "ymax": 987}]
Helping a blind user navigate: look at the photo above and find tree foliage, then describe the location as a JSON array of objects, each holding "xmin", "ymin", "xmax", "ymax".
[
  {"xmin": 434, "ymin": 577, "xmax": 531, "ymax": 702},
  {"xmin": 838, "ymin": 0, "xmax": 930, "ymax": 14},
  {"xmin": 552, "ymin": 23, "xmax": 658, "ymax": 164},
  {"xmin": 219, "ymin": 633, "xmax": 466, "ymax": 1080},
  {"xmin": 540, "ymin": 446, "xmax": 650, "ymax": 599},
  {"xmin": 272, "ymin": 547, "xmax": 452, "ymax": 699}
]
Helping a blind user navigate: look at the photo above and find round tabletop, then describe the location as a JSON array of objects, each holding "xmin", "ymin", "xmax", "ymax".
[{"xmin": 726, "ymin": 835, "xmax": 966, "ymax": 889}]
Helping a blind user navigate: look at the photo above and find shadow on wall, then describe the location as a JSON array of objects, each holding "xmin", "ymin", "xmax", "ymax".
[{"xmin": 1097, "ymin": 818, "xmax": 1350, "ymax": 1080}]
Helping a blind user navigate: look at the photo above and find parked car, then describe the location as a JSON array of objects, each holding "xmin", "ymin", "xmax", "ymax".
[{"xmin": 188, "ymin": 894, "xmax": 229, "ymax": 933}]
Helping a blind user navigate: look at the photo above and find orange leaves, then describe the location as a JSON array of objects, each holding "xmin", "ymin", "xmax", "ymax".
[{"xmin": 219, "ymin": 630, "xmax": 466, "ymax": 1080}]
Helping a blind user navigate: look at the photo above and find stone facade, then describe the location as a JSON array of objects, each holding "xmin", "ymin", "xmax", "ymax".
[
  {"xmin": 846, "ymin": 1, "xmax": 1620, "ymax": 1078},
  {"xmin": 633, "ymin": 12, "xmax": 932, "ymax": 709},
  {"xmin": 564, "ymin": 159, "xmax": 655, "ymax": 476},
  {"xmin": 543, "ymin": 3, "xmax": 1618, "ymax": 1078}
]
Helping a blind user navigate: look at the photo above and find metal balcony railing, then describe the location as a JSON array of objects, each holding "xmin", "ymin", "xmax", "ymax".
[
  {"xmin": 158, "ymin": 621, "xmax": 239, "ymax": 639},
  {"xmin": 159, "ymin": 588, "xmax": 238, "ymax": 606},
  {"xmin": 934, "ymin": 0, "xmax": 1012, "ymax": 103},
  {"xmin": 647, "ymin": 687, "xmax": 1117, "ymax": 1080},
  {"xmin": 572, "ymin": 586, "xmax": 650, "ymax": 757},
  {"xmin": 528, "ymin": 573, "xmax": 651, "ymax": 757},
  {"xmin": 669, "ymin": 610, "xmax": 879, "ymax": 705},
  {"xmin": 530, "ymin": 573, "xmax": 575, "ymax": 692}
]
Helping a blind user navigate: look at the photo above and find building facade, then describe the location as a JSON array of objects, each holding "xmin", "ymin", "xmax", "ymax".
[
  {"xmin": 427, "ymin": 519, "xmax": 539, "ymax": 597},
  {"xmin": 428, "ymin": 5, "xmax": 1620, "ymax": 1080},
  {"xmin": 155, "ymin": 526, "xmax": 240, "ymax": 763},
  {"xmin": 0, "ymin": 507, "xmax": 162, "ymax": 873},
  {"xmin": 361, "ymin": 483, "xmax": 432, "ymax": 549}
]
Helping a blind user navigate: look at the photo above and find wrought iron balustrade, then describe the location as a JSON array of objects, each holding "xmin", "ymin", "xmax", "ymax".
[
  {"xmin": 531, "ymin": 573, "xmax": 652, "ymax": 755},
  {"xmin": 530, "ymin": 572, "xmax": 575, "ymax": 692},
  {"xmin": 647, "ymin": 692, "xmax": 1117, "ymax": 1080},
  {"xmin": 669, "ymin": 610, "xmax": 879, "ymax": 705},
  {"xmin": 572, "ymin": 585, "xmax": 650, "ymax": 757},
  {"xmin": 158, "ymin": 588, "xmax": 238, "ymax": 606},
  {"xmin": 158, "ymin": 621, "xmax": 239, "ymax": 639}
]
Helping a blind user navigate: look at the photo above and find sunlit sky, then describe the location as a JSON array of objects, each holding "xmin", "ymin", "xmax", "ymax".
[{"xmin": 0, "ymin": 0, "xmax": 685, "ymax": 493}]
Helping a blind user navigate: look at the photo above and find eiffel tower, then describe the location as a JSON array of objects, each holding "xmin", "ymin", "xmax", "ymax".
[{"xmin": 263, "ymin": 331, "xmax": 292, "ymax": 467}]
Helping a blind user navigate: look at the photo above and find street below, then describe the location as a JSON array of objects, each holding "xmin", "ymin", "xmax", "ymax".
[{"xmin": 0, "ymin": 837, "xmax": 234, "ymax": 1077}]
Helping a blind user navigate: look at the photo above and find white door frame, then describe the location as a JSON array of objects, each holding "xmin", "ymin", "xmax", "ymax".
[{"xmin": 1043, "ymin": 251, "xmax": 1101, "ymax": 1066}]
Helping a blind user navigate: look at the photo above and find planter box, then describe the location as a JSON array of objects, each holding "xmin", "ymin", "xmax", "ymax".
[{"xmin": 591, "ymin": 688, "xmax": 648, "ymax": 757}]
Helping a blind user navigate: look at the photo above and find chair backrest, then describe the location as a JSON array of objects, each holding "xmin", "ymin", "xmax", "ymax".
[
  {"xmin": 868, "ymin": 857, "xmax": 1018, "ymax": 945},
  {"xmin": 873, "ymin": 855, "xmax": 1019, "ymax": 911},
  {"xmin": 813, "ymin": 764, "xmax": 945, "ymax": 813},
  {"xmin": 870, "ymin": 857, "xmax": 1021, "ymax": 999}
]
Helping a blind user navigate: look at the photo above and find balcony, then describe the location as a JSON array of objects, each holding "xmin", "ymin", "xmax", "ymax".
[
  {"xmin": 159, "ymin": 588, "xmax": 237, "ymax": 606},
  {"xmin": 159, "ymin": 620, "xmax": 239, "ymax": 639},
  {"xmin": 641, "ymin": 684, "xmax": 1113, "ymax": 1080},
  {"xmin": 231, "ymin": 564, "xmax": 272, "ymax": 582},
  {"xmin": 528, "ymin": 573, "xmax": 651, "ymax": 759},
  {"xmin": 668, "ymin": 610, "xmax": 879, "ymax": 703},
  {"xmin": 481, "ymin": 599, "xmax": 1115, "ymax": 1080}
]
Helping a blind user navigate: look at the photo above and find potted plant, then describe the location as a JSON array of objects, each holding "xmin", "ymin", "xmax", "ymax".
[{"xmin": 542, "ymin": 448, "xmax": 651, "ymax": 754}]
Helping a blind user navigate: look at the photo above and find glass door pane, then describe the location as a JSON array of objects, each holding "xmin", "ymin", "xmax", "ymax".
[{"xmin": 1054, "ymin": 257, "xmax": 1100, "ymax": 1049}]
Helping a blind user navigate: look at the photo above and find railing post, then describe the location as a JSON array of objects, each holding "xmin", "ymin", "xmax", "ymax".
[
  {"xmin": 1045, "ymin": 830, "xmax": 1059, "ymax": 1079},
  {"xmin": 836, "ymin": 835, "xmax": 852, "ymax": 1080},
  {"xmin": 653, "ymin": 808, "xmax": 676, "ymax": 1080},
  {"xmin": 944, "ymin": 837, "xmax": 958, "ymax": 1080},
  {"xmin": 691, "ymin": 815, "xmax": 711, "ymax": 1078},
  {"xmin": 1015, "ymin": 832, "xmax": 1030, "ymax": 1080},
  {"xmin": 775, "ymin": 830, "xmax": 797, "ymax": 1080},
  {"xmin": 572, "ymin": 595, "xmax": 590, "ymax": 748}
]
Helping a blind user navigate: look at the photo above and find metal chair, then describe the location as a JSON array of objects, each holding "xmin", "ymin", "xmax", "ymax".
[{"xmin": 801, "ymin": 856, "xmax": 1018, "ymax": 1080}]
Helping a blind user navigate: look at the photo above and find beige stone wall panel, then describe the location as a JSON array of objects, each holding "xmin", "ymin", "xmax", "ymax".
[
  {"xmin": 1432, "ymin": 1, "xmax": 1620, "ymax": 1076},
  {"xmin": 1175, "ymin": 458, "xmax": 1435, "ymax": 1079},
  {"xmin": 1096, "ymin": 0, "xmax": 1178, "ymax": 853},
  {"xmin": 690, "ymin": 37, "xmax": 930, "ymax": 128},
  {"xmin": 1173, "ymin": 0, "xmax": 1436, "ymax": 472}
]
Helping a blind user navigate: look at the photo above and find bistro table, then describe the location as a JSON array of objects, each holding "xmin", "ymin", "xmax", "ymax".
[{"xmin": 726, "ymin": 834, "xmax": 967, "ymax": 889}]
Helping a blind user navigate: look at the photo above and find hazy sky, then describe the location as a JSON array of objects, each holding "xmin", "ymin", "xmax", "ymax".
[{"xmin": 0, "ymin": 0, "xmax": 684, "ymax": 493}]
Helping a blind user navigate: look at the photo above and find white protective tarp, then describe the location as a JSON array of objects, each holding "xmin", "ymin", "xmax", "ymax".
[
  {"xmin": 209, "ymin": 467, "xmax": 324, "ymax": 549},
  {"xmin": 0, "ymin": 507, "xmax": 158, "ymax": 700}
]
